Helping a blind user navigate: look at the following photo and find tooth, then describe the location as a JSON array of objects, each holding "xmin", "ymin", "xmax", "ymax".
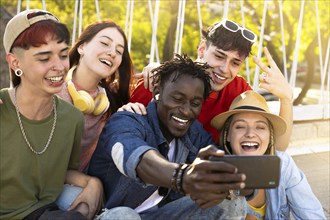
[
  {"xmin": 48, "ymin": 76, "xmax": 63, "ymax": 82},
  {"xmin": 172, "ymin": 116, "xmax": 188, "ymax": 123},
  {"xmin": 214, "ymin": 73, "xmax": 225, "ymax": 80}
]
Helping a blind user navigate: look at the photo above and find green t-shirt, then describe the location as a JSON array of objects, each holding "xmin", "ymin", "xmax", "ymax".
[{"xmin": 0, "ymin": 89, "xmax": 84, "ymax": 220}]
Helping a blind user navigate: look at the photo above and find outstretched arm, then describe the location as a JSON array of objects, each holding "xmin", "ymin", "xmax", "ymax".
[
  {"xmin": 137, "ymin": 145, "xmax": 246, "ymax": 209},
  {"xmin": 253, "ymin": 47, "xmax": 293, "ymax": 151}
]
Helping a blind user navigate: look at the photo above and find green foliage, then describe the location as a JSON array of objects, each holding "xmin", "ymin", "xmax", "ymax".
[{"xmin": 2, "ymin": 0, "xmax": 329, "ymax": 82}]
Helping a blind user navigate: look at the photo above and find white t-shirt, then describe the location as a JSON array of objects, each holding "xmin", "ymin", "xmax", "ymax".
[{"xmin": 135, "ymin": 140, "xmax": 176, "ymax": 213}]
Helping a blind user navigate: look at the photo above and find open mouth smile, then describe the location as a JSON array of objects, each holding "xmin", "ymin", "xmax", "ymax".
[{"xmin": 100, "ymin": 59, "xmax": 113, "ymax": 67}]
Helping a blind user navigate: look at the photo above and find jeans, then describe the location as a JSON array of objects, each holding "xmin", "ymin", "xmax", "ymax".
[
  {"xmin": 97, "ymin": 196, "xmax": 246, "ymax": 220},
  {"xmin": 95, "ymin": 207, "xmax": 141, "ymax": 220},
  {"xmin": 23, "ymin": 202, "xmax": 87, "ymax": 220},
  {"xmin": 56, "ymin": 184, "xmax": 83, "ymax": 210}
]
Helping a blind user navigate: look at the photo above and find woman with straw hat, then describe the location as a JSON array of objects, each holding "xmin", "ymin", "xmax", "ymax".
[{"xmin": 211, "ymin": 90, "xmax": 325, "ymax": 219}]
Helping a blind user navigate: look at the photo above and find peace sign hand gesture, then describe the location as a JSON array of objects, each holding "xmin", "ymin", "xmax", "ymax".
[{"xmin": 253, "ymin": 47, "xmax": 293, "ymax": 103}]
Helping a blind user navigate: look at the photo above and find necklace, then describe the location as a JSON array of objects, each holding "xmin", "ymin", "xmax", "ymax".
[{"xmin": 14, "ymin": 87, "xmax": 57, "ymax": 155}]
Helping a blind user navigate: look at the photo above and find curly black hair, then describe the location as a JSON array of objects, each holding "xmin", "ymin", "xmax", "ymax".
[{"xmin": 151, "ymin": 54, "xmax": 211, "ymax": 100}]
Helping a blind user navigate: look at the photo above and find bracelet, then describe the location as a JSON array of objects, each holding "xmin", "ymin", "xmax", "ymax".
[
  {"xmin": 177, "ymin": 164, "xmax": 190, "ymax": 195},
  {"xmin": 170, "ymin": 163, "xmax": 183, "ymax": 192}
]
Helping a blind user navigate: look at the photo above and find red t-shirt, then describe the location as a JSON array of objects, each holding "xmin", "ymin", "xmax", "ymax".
[{"xmin": 130, "ymin": 76, "xmax": 252, "ymax": 143}]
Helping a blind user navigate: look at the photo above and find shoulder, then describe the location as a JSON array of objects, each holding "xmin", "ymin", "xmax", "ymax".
[
  {"xmin": 55, "ymin": 96, "xmax": 83, "ymax": 122},
  {"xmin": 276, "ymin": 150, "xmax": 291, "ymax": 162},
  {"xmin": 228, "ymin": 76, "xmax": 251, "ymax": 89},
  {"xmin": 130, "ymin": 79, "xmax": 152, "ymax": 106},
  {"xmin": 276, "ymin": 151, "xmax": 298, "ymax": 177},
  {"xmin": 0, "ymin": 89, "xmax": 11, "ymax": 110},
  {"xmin": 0, "ymin": 88, "xmax": 9, "ymax": 98},
  {"xmin": 220, "ymin": 76, "xmax": 251, "ymax": 99},
  {"xmin": 109, "ymin": 110, "xmax": 148, "ymax": 127},
  {"xmin": 57, "ymin": 83, "xmax": 72, "ymax": 103},
  {"xmin": 187, "ymin": 120, "xmax": 214, "ymax": 144}
]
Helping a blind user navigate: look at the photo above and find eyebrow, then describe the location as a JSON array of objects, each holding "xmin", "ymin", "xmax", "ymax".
[
  {"xmin": 33, "ymin": 47, "xmax": 69, "ymax": 56},
  {"xmin": 232, "ymin": 120, "xmax": 269, "ymax": 127},
  {"xmin": 100, "ymin": 35, "xmax": 124, "ymax": 49},
  {"xmin": 215, "ymin": 49, "xmax": 243, "ymax": 63}
]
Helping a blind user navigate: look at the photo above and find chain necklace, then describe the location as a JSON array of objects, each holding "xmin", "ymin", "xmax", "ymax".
[{"xmin": 14, "ymin": 87, "xmax": 57, "ymax": 155}]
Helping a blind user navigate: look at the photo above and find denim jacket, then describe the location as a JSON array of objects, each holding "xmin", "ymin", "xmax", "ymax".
[
  {"xmin": 88, "ymin": 101, "xmax": 214, "ymax": 209},
  {"xmin": 247, "ymin": 151, "xmax": 326, "ymax": 220}
]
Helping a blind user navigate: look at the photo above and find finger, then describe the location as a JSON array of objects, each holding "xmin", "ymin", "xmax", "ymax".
[
  {"xmin": 259, "ymin": 72, "xmax": 269, "ymax": 84},
  {"xmin": 263, "ymin": 47, "xmax": 279, "ymax": 71},
  {"xmin": 199, "ymin": 159, "xmax": 239, "ymax": 174},
  {"xmin": 253, "ymin": 56, "xmax": 271, "ymax": 73},
  {"xmin": 67, "ymin": 198, "xmax": 80, "ymax": 211},
  {"xmin": 134, "ymin": 72, "xmax": 143, "ymax": 80},
  {"xmin": 198, "ymin": 145, "xmax": 224, "ymax": 159},
  {"xmin": 131, "ymin": 103, "xmax": 147, "ymax": 115},
  {"xmin": 142, "ymin": 68, "xmax": 150, "ymax": 90},
  {"xmin": 117, "ymin": 105, "xmax": 135, "ymax": 113}
]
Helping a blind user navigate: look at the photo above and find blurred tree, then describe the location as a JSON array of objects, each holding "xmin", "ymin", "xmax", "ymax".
[{"xmin": 1, "ymin": 0, "xmax": 329, "ymax": 105}]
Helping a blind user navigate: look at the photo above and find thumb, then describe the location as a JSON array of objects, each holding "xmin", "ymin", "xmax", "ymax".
[{"xmin": 198, "ymin": 145, "xmax": 224, "ymax": 159}]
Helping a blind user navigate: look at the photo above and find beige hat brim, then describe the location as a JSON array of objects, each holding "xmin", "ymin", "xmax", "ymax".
[{"xmin": 211, "ymin": 109, "xmax": 287, "ymax": 139}]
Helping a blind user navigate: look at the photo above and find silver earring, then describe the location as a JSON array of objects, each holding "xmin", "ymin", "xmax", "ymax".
[{"xmin": 15, "ymin": 68, "xmax": 23, "ymax": 77}]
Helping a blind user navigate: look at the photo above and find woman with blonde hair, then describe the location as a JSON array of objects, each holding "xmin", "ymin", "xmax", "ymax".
[{"xmin": 211, "ymin": 90, "xmax": 325, "ymax": 220}]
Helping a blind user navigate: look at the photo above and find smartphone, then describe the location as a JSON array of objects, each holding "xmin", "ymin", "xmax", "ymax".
[{"xmin": 209, "ymin": 155, "xmax": 280, "ymax": 189}]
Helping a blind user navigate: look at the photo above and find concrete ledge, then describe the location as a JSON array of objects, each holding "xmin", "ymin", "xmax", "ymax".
[
  {"xmin": 290, "ymin": 119, "xmax": 330, "ymax": 142},
  {"xmin": 288, "ymin": 141, "xmax": 329, "ymax": 156},
  {"xmin": 288, "ymin": 119, "xmax": 329, "ymax": 156}
]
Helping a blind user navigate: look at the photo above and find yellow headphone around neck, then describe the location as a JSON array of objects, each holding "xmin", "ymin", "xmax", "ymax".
[{"xmin": 65, "ymin": 66, "xmax": 110, "ymax": 115}]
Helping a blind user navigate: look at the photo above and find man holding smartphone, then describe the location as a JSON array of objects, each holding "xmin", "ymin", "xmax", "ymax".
[{"xmin": 89, "ymin": 54, "xmax": 249, "ymax": 220}]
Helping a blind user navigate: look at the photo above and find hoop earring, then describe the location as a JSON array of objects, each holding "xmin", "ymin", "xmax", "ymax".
[{"xmin": 15, "ymin": 69, "xmax": 23, "ymax": 77}]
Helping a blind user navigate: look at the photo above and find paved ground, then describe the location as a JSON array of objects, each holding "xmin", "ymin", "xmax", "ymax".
[{"xmin": 292, "ymin": 151, "xmax": 329, "ymax": 219}]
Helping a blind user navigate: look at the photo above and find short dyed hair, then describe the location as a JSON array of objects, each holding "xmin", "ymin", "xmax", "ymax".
[{"xmin": 9, "ymin": 11, "xmax": 70, "ymax": 87}]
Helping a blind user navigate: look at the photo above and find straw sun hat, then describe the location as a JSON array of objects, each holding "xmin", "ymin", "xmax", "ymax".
[{"xmin": 211, "ymin": 90, "xmax": 287, "ymax": 141}]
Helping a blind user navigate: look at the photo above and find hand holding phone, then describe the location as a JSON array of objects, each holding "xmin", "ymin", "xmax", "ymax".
[{"xmin": 209, "ymin": 155, "xmax": 280, "ymax": 189}]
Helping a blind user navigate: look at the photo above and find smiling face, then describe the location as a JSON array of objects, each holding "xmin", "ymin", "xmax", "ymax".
[
  {"xmin": 227, "ymin": 112, "xmax": 270, "ymax": 156},
  {"xmin": 156, "ymin": 73, "xmax": 205, "ymax": 142},
  {"xmin": 78, "ymin": 27, "xmax": 124, "ymax": 80},
  {"xmin": 10, "ymin": 34, "xmax": 69, "ymax": 95},
  {"xmin": 198, "ymin": 42, "xmax": 245, "ymax": 92}
]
